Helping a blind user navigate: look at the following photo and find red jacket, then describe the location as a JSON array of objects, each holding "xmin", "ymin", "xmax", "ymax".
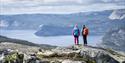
[{"xmin": 82, "ymin": 27, "xmax": 89, "ymax": 36}]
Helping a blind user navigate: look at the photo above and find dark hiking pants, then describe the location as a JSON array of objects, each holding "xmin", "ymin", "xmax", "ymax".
[
  {"xmin": 74, "ymin": 35, "xmax": 79, "ymax": 45},
  {"xmin": 83, "ymin": 35, "xmax": 87, "ymax": 45}
]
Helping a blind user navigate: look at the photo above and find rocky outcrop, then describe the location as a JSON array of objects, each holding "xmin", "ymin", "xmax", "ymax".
[
  {"xmin": 62, "ymin": 60, "xmax": 86, "ymax": 63},
  {"xmin": 36, "ymin": 45, "xmax": 125, "ymax": 63},
  {"xmin": 1, "ymin": 44, "xmax": 125, "ymax": 63},
  {"xmin": 0, "ymin": 42, "xmax": 40, "ymax": 54}
]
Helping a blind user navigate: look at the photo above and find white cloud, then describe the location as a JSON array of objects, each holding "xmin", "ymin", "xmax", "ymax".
[
  {"xmin": 1, "ymin": 0, "xmax": 125, "ymax": 3},
  {"xmin": 102, "ymin": 0, "xmax": 125, "ymax": 2},
  {"xmin": 0, "ymin": 0, "xmax": 125, "ymax": 15},
  {"xmin": 0, "ymin": 0, "xmax": 90, "ymax": 3},
  {"xmin": 1, "ymin": 3, "xmax": 125, "ymax": 15}
]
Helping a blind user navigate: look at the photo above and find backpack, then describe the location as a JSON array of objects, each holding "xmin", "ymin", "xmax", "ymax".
[
  {"xmin": 74, "ymin": 29, "xmax": 79, "ymax": 36},
  {"xmin": 83, "ymin": 28, "xmax": 89, "ymax": 35}
]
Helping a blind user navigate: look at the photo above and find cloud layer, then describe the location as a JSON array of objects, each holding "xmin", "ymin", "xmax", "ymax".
[{"xmin": 0, "ymin": 0, "xmax": 125, "ymax": 15}]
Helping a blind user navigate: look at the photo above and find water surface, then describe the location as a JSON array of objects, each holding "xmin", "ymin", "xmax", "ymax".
[{"xmin": 0, "ymin": 30, "xmax": 103, "ymax": 46}]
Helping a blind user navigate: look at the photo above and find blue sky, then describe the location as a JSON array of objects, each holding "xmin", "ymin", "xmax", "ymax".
[{"xmin": 0, "ymin": 0, "xmax": 125, "ymax": 15}]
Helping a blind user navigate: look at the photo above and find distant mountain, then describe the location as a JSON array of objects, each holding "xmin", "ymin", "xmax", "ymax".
[
  {"xmin": 101, "ymin": 9, "xmax": 125, "ymax": 52},
  {"xmin": 0, "ymin": 10, "xmax": 112, "ymax": 30},
  {"xmin": 109, "ymin": 9, "xmax": 125, "ymax": 20},
  {"xmin": 101, "ymin": 26, "xmax": 125, "ymax": 52},
  {"xmin": 0, "ymin": 35, "xmax": 57, "ymax": 49},
  {"xmin": 35, "ymin": 25, "xmax": 73, "ymax": 36},
  {"xmin": 0, "ymin": 9, "xmax": 125, "ymax": 36}
]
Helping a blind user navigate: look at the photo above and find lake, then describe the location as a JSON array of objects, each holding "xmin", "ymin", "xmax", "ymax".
[{"xmin": 0, "ymin": 30, "xmax": 103, "ymax": 46}]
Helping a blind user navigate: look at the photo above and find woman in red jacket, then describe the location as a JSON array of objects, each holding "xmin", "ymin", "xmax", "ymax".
[{"xmin": 82, "ymin": 25, "xmax": 89, "ymax": 46}]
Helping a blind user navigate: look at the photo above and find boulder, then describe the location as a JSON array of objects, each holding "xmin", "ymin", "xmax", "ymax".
[{"xmin": 62, "ymin": 60, "xmax": 86, "ymax": 63}]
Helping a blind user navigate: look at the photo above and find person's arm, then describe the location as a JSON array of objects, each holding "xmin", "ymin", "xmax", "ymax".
[
  {"xmin": 81, "ymin": 28, "xmax": 83, "ymax": 35},
  {"xmin": 83, "ymin": 29, "xmax": 86, "ymax": 35}
]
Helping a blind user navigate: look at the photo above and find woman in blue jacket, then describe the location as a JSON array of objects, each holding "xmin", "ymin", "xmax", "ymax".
[{"xmin": 72, "ymin": 24, "xmax": 80, "ymax": 45}]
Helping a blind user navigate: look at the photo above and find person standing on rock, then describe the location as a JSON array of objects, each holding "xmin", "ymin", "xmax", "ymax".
[
  {"xmin": 72, "ymin": 24, "xmax": 80, "ymax": 45},
  {"xmin": 82, "ymin": 25, "xmax": 89, "ymax": 46}
]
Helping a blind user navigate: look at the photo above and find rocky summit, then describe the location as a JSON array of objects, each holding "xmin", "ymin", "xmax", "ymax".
[
  {"xmin": 1, "ymin": 43, "xmax": 125, "ymax": 63},
  {"xmin": 36, "ymin": 45, "xmax": 125, "ymax": 63}
]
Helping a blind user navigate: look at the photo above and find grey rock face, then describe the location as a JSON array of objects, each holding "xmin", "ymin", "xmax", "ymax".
[
  {"xmin": 102, "ymin": 27, "xmax": 125, "ymax": 52},
  {"xmin": 78, "ymin": 46, "xmax": 120, "ymax": 63},
  {"xmin": 36, "ymin": 45, "xmax": 124, "ymax": 63},
  {"xmin": 95, "ymin": 52, "xmax": 119, "ymax": 63}
]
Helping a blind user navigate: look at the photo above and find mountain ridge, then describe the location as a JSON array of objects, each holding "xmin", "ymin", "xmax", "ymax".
[{"xmin": 0, "ymin": 35, "xmax": 57, "ymax": 50}]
